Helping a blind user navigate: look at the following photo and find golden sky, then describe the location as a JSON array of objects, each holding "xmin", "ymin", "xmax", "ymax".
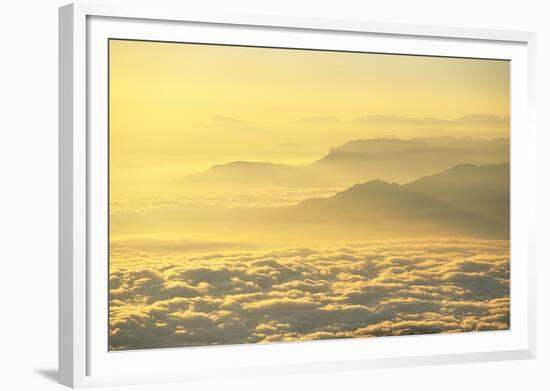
[{"xmin": 109, "ymin": 39, "xmax": 509, "ymax": 198}]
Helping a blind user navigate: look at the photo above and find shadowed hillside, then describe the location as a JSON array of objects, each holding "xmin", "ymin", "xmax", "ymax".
[
  {"xmin": 404, "ymin": 163, "xmax": 509, "ymax": 224},
  {"xmin": 272, "ymin": 163, "xmax": 509, "ymax": 239}
]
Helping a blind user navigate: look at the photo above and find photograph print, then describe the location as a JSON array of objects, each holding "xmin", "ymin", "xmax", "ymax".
[{"xmin": 108, "ymin": 39, "xmax": 510, "ymax": 351}]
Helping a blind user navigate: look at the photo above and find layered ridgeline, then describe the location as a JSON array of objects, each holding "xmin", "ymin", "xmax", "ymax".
[
  {"xmin": 183, "ymin": 137, "xmax": 509, "ymax": 189},
  {"xmin": 111, "ymin": 163, "xmax": 509, "ymax": 243},
  {"xmin": 274, "ymin": 163, "xmax": 509, "ymax": 239}
]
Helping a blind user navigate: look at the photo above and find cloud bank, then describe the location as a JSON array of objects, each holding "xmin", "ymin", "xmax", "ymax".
[{"xmin": 109, "ymin": 238, "xmax": 509, "ymax": 350}]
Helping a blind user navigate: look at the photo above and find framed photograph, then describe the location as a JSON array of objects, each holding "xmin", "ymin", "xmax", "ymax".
[{"xmin": 59, "ymin": 3, "xmax": 536, "ymax": 388}]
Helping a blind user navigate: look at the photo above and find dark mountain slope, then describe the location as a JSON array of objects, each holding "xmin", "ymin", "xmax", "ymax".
[
  {"xmin": 276, "ymin": 177, "xmax": 505, "ymax": 238},
  {"xmin": 404, "ymin": 163, "xmax": 509, "ymax": 224}
]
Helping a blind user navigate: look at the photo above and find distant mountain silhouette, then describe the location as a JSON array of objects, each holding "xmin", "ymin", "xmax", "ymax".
[
  {"xmin": 270, "ymin": 163, "xmax": 510, "ymax": 239},
  {"xmin": 182, "ymin": 137, "xmax": 509, "ymax": 189},
  {"xmin": 311, "ymin": 137, "xmax": 509, "ymax": 184},
  {"xmin": 350, "ymin": 114, "xmax": 508, "ymax": 127},
  {"xmin": 183, "ymin": 161, "xmax": 315, "ymax": 187}
]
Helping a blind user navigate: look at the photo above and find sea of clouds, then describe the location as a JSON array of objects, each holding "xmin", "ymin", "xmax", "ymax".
[{"xmin": 109, "ymin": 238, "xmax": 509, "ymax": 350}]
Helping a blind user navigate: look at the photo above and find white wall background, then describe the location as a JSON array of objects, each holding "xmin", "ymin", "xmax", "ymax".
[{"xmin": 0, "ymin": 0, "xmax": 548, "ymax": 389}]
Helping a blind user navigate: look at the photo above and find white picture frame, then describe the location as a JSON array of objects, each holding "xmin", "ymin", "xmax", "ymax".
[{"xmin": 59, "ymin": 2, "xmax": 537, "ymax": 388}]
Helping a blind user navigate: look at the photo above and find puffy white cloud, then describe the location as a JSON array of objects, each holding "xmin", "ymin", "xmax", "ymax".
[{"xmin": 109, "ymin": 238, "xmax": 509, "ymax": 350}]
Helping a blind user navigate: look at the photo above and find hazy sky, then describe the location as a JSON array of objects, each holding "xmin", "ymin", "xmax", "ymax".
[{"xmin": 109, "ymin": 39, "xmax": 510, "ymax": 198}]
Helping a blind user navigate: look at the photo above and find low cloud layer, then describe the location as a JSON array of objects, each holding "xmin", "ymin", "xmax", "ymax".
[
  {"xmin": 110, "ymin": 187, "xmax": 343, "ymax": 213},
  {"xmin": 109, "ymin": 238, "xmax": 509, "ymax": 350}
]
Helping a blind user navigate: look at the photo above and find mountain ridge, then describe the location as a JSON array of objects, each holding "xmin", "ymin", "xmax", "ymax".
[
  {"xmin": 182, "ymin": 137, "xmax": 509, "ymax": 189},
  {"xmin": 273, "ymin": 162, "xmax": 509, "ymax": 239}
]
